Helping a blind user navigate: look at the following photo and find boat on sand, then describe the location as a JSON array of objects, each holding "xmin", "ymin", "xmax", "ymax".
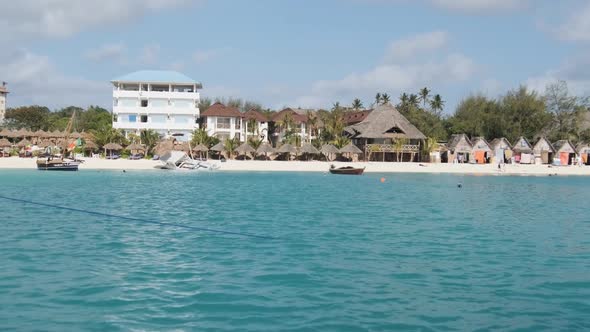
[{"xmin": 155, "ymin": 151, "xmax": 220, "ymax": 170}]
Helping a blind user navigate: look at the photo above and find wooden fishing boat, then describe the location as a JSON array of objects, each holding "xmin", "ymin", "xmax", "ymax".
[
  {"xmin": 36, "ymin": 157, "xmax": 80, "ymax": 171},
  {"xmin": 329, "ymin": 165, "xmax": 365, "ymax": 175}
]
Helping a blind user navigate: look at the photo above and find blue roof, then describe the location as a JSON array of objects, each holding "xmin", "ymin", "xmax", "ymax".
[{"xmin": 112, "ymin": 70, "xmax": 198, "ymax": 84}]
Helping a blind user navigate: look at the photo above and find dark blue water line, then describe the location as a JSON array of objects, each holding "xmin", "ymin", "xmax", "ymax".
[{"xmin": 0, "ymin": 195, "xmax": 276, "ymax": 240}]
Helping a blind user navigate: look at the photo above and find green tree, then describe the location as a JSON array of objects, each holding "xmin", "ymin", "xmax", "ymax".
[
  {"xmin": 408, "ymin": 94, "xmax": 419, "ymax": 108},
  {"xmin": 224, "ymin": 137, "xmax": 239, "ymax": 159},
  {"xmin": 500, "ymin": 86, "xmax": 549, "ymax": 141},
  {"xmin": 419, "ymin": 87, "xmax": 430, "ymax": 108},
  {"xmin": 381, "ymin": 93, "xmax": 391, "ymax": 105},
  {"xmin": 545, "ymin": 81, "xmax": 588, "ymax": 141},
  {"xmin": 375, "ymin": 93, "xmax": 382, "ymax": 106},
  {"xmin": 352, "ymin": 98, "xmax": 363, "ymax": 111},
  {"xmin": 4, "ymin": 105, "xmax": 51, "ymax": 130},
  {"xmin": 394, "ymin": 138, "xmax": 407, "ymax": 162},
  {"xmin": 447, "ymin": 95, "xmax": 502, "ymax": 139},
  {"xmin": 140, "ymin": 129, "xmax": 160, "ymax": 156},
  {"xmin": 429, "ymin": 94, "xmax": 445, "ymax": 115}
]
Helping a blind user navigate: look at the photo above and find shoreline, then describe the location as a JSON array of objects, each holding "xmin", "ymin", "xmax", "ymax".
[{"xmin": 1, "ymin": 157, "xmax": 590, "ymax": 176}]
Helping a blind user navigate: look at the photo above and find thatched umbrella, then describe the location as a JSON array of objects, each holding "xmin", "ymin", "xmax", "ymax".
[
  {"xmin": 70, "ymin": 132, "xmax": 83, "ymax": 139},
  {"xmin": 154, "ymin": 140, "xmax": 174, "ymax": 157},
  {"xmin": 193, "ymin": 143, "xmax": 209, "ymax": 159},
  {"xmin": 211, "ymin": 141, "xmax": 224, "ymax": 152},
  {"xmin": 38, "ymin": 139, "xmax": 53, "ymax": 148},
  {"xmin": 84, "ymin": 141, "xmax": 98, "ymax": 150},
  {"xmin": 33, "ymin": 129, "xmax": 47, "ymax": 138},
  {"xmin": 0, "ymin": 128, "xmax": 11, "ymax": 137},
  {"xmin": 0, "ymin": 138, "xmax": 11, "ymax": 148},
  {"xmin": 256, "ymin": 143, "xmax": 275, "ymax": 160},
  {"xmin": 16, "ymin": 128, "xmax": 30, "ymax": 138},
  {"xmin": 6, "ymin": 130, "xmax": 19, "ymax": 138},
  {"xmin": 278, "ymin": 143, "xmax": 297, "ymax": 154},
  {"xmin": 321, "ymin": 144, "xmax": 339, "ymax": 160},
  {"xmin": 173, "ymin": 142, "xmax": 190, "ymax": 152},
  {"xmin": 127, "ymin": 143, "xmax": 145, "ymax": 151},
  {"xmin": 299, "ymin": 143, "xmax": 320, "ymax": 161},
  {"xmin": 17, "ymin": 139, "xmax": 31, "ymax": 148},
  {"xmin": 235, "ymin": 142, "xmax": 255, "ymax": 159},
  {"xmin": 340, "ymin": 143, "xmax": 363, "ymax": 154},
  {"xmin": 104, "ymin": 142, "xmax": 123, "ymax": 159}
]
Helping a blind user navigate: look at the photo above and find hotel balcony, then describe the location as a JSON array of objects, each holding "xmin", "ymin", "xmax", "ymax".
[
  {"xmin": 113, "ymin": 106, "xmax": 199, "ymax": 116},
  {"xmin": 113, "ymin": 121, "xmax": 197, "ymax": 131},
  {"xmin": 113, "ymin": 90, "xmax": 200, "ymax": 100}
]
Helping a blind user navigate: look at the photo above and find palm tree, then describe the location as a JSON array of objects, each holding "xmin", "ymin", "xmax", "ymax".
[
  {"xmin": 430, "ymin": 94, "xmax": 445, "ymax": 115},
  {"xmin": 381, "ymin": 93, "xmax": 391, "ymax": 105},
  {"xmin": 246, "ymin": 118, "xmax": 258, "ymax": 140},
  {"xmin": 352, "ymin": 98, "xmax": 363, "ymax": 111},
  {"xmin": 419, "ymin": 87, "xmax": 430, "ymax": 108},
  {"xmin": 140, "ymin": 129, "xmax": 160, "ymax": 157},
  {"xmin": 306, "ymin": 111, "xmax": 318, "ymax": 142},
  {"xmin": 408, "ymin": 94, "xmax": 419, "ymax": 108},
  {"xmin": 224, "ymin": 137, "xmax": 238, "ymax": 159},
  {"xmin": 191, "ymin": 128, "xmax": 214, "ymax": 147},
  {"xmin": 248, "ymin": 137, "xmax": 263, "ymax": 151},
  {"xmin": 276, "ymin": 112, "xmax": 295, "ymax": 143},
  {"xmin": 423, "ymin": 137, "xmax": 438, "ymax": 162},
  {"xmin": 375, "ymin": 93, "xmax": 382, "ymax": 106},
  {"xmin": 333, "ymin": 136, "xmax": 350, "ymax": 149}
]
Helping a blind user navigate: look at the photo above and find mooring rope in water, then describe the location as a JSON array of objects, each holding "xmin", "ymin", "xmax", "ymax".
[{"xmin": 0, "ymin": 195, "xmax": 276, "ymax": 240}]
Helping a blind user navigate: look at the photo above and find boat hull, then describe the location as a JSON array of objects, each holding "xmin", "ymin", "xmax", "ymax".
[
  {"xmin": 329, "ymin": 167, "xmax": 365, "ymax": 175},
  {"xmin": 36, "ymin": 159, "xmax": 79, "ymax": 171}
]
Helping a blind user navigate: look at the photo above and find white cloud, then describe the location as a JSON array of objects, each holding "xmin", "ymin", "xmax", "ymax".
[
  {"xmin": 554, "ymin": 2, "xmax": 590, "ymax": 42},
  {"xmin": 0, "ymin": 50, "xmax": 109, "ymax": 109},
  {"xmin": 284, "ymin": 32, "xmax": 476, "ymax": 108},
  {"xmin": 84, "ymin": 43, "xmax": 126, "ymax": 63},
  {"xmin": 525, "ymin": 53, "xmax": 590, "ymax": 95},
  {"xmin": 0, "ymin": 0, "xmax": 198, "ymax": 42},
  {"xmin": 384, "ymin": 30, "xmax": 448, "ymax": 62},
  {"xmin": 430, "ymin": 0, "xmax": 528, "ymax": 13}
]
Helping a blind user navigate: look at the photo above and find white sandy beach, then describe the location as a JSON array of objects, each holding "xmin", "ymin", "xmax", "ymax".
[{"xmin": 1, "ymin": 157, "xmax": 590, "ymax": 175}]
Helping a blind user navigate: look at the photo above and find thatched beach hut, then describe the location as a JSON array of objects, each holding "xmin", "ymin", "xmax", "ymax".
[
  {"xmin": 577, "ymin": 142, "xmax": 590, "ymax": 165},
  {"xmin": 299, "ymin": 143, "xmax": 319, "ymax": 160},
  {"xmin": 0, "ymin": 128, "xmax": 11, "ymax": 138},
  {"xmin": 17, "ymin": 139, "xmax": 31, "ymax": 148},
  {"xmin": 533, "ymin": 137, "xmax": 555, "ymax": 164},
  {"xmin": 340, "ymin": 143, "xmax": 363, "ymax": 161},
  {"xmin": 0, "ymin": 138, "xmax": 10, "ymax": 157},
  {"xmin": 471, "ymin": 137, "xmax": 492, "ymax": 164},
  {"xmin": 553, "ymin": 140, "xmax": 577, "ymax": 165},
  {"xmin": 344, "ymin": 103, "xmax": 425, "ymax": 162},
  {"xmin": 447, "ymin": 134, "xmax": 472, "ymax": 163},
  {"xmin": 512, "ymin": 137, "xmax": 534, "ymax": 164},
  {"xmin": 104, "ymin": 142, "xmax": 123, "ymax": 158},
  {"xmin": 193, "ymin": 144, "xmax": 209, "ymax": 159},
  {"xmin": 490, "ymin": 137, "xmax": 513, "ymax": 164}
]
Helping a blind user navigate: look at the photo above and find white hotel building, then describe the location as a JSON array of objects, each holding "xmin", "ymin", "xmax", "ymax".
[
  {"xmin": 0, "ymin": 82, "xmax": 8, "ymax": 123},
  {"xmin": 111, "ymin": 70, "xmax": 202, "ymax": 141}
]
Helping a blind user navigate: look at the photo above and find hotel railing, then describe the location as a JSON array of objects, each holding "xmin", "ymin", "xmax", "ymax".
[{"xmin": 365, "ymin": 144, "xmax": 420, "ymax": 153}]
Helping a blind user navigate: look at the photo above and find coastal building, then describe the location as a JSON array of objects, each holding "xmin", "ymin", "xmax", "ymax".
[
  {"xmin": 471, "ymin": 137, "xmax": 492, "ymax": 164},
  {"xmin": 200, "ymin": 103, "xmax": 243, "ymax": 142},
  {"xmin": 0, "ymin": 82, "xmax": 8, "ymax": 123},
  {"xmin": 490, "ymin": 137, "xmax": 513, "ymax": 164},
  {"xmin": 343, "ymin": 110, "xmax": 372, "ymax": 126},
  {"xmin": 344, "ymin": 103, "xmax": 425, "ymax": 162},
  {"xmin": 271, "ymin": 108, "xmax": 310, "ymax": 144},
  {"xmin": 446, "ymin": 134, "xmax": 472, "ymax": 163},
  {"xmin": 242, "ymin": 109, "xmax": 269, "ymax": 142},
  {"xmin": 553, "ymin": 140, "xmax": 577, "ymax": 165},
  {"xmin": 533, "ymin": 137, "xmax": 555, "ymax": 164},
  {"xmin": 512, "ymin": 137, "xmax": 534, "ymax": 164},
  {"xmin": 111, "ymin": 70, "xmax": 202, "ymax": 141}
]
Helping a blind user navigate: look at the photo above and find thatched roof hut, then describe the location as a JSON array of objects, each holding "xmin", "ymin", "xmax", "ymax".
[
  {"xmin": 277, "ymin": 143, "xmax": 297, "ymax": 154},
  {"xmin": 17, "ymin": 139, "xmax": 31, "ymax": 148},
  {"xmin": 256, "ymin": 143, "xmax": 275, "ymax": 156},
  {"xmin": 344, "ymin": 103, "xmax": 426, "ymax": 141},
  {"xmin": 33, "ymin": 130, "xmax": 47, "ymax": 138},
  {"xmin": 300, "ymin": 143, "xmax": 319, "ymax": 154},
  {"xmin": 512, "ymin": 137, "xmax": 533, "ymax": 154},
  {"xmin": 84, "ymin": 141, "xmax": 98, "ymax": 150},
  {"xmin": 0, "ymin": 128, "xmax": 11, "ymax": 137},
  {"xmin": 321, "ymin": 144, "xmax": 339, "ymax": 155},
  {"xmin": 448, "ymin": 134, "xmax": 472, "ymax": 154},
  {"xmin": 127, "ymin": 143, "xmax": 145, "ymax": 151},
  {"xmin": 173, "ymin": 142, "xmax": 190, "ymax": 152},
  {"xmin": 235, "ymin": 142, "xmax": 255, "ymax": 155},
  {"xmin": 15, "ymin": 128, "xmax": 30, "ymax": 137},
  {"xmin": 193, "ymin": 144, "xmax": 209, "ymax": 152},
  {"xmin": 553, "ymin": 140, "xmax": 576, "ymax": 154},
  {"xmin": 210, "ymin": 141, "xmax": 225, "ymax": 152},
  {"xmin": 490, "ymin": 137, "xmax": 512, "ymax": 152},
  {"xmin": 154, "ymin": 140, "xmax": 174, "ymax": 156},
  {"xmin": 577, "ymin": 142, "xmax": 590, "ymax": 155},
  {"xmin": 6, "ymin": 130, "xmax": 19, "ymax": 138},
  {"xmin": 38, "ymin": 139, "xmax": 53, "ymax": 148},
  {"xmin": 0, "ymin": 138, "xmax": 11, "ymax": 148},
  {"xmin": 339, "ymin": 143, "xmax": 363, "ymax": 154},
  {"xmin": 470, "ymin": 137, "xmax": 492, "ymax": 164},
  {"xmin": 103, "ymin": 143, "xmax": 123, "ymax": 150}
]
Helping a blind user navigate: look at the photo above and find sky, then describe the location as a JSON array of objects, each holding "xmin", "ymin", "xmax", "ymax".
[{"xmin": 1, "ymin": 0, "xmax": 590, "ymax": 114}]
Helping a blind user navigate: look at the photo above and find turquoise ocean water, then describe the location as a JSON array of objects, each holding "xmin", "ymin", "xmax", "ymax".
[{"xmin": 1, "ymin": 170, "xmax": 589, "ymax": 331}]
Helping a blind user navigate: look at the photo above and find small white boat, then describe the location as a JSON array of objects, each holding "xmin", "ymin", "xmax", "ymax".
[{"xmin": 155, "ymin": 151, "xmax": 220, "ymax": 171}]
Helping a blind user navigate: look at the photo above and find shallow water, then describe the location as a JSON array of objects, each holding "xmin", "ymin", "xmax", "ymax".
[{"xmin": 1, "ymin": 170, "xmax": 589, "ymax": 331}]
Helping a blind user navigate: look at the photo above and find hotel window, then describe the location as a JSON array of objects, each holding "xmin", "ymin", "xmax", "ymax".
[
  {"xmin": 128, "ymin": 115, "xmax": 137, "ymax": 122},
  {"xmin": 140, "ymin": 115, "xmax": 148, "ymax": 123},
  {"xmin": 141, "ymin": 99, "xmax": 148, "ymax": 107},
  {"xmin": 216, "ymin": 117, "xmax": 231, "ymax": 129},
  {"xmin": 113, "ymin": 114, "xmax": 118, "ymax": 122},
  {"xmin": 235, "ymin": 118, "xmax": 241, "ymax": 130}
]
